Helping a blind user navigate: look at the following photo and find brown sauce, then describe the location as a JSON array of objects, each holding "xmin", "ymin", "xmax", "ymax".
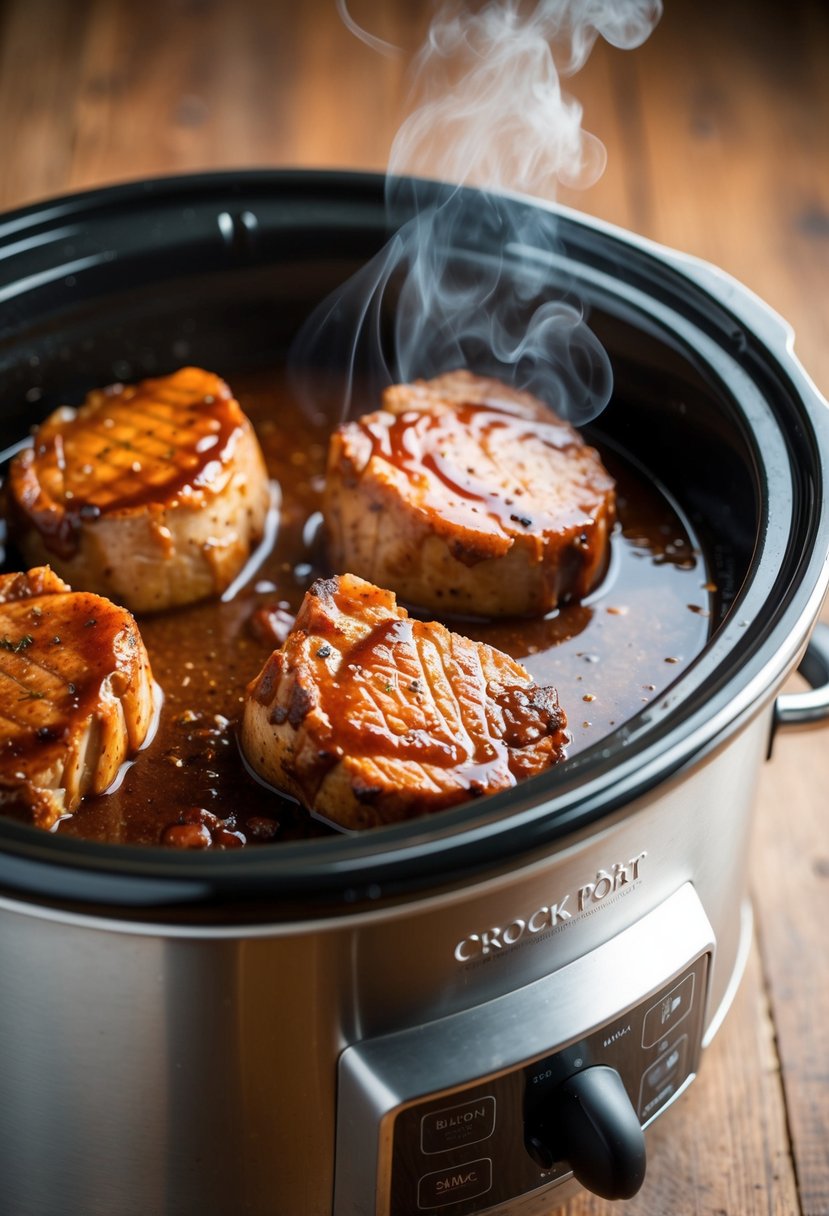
[{"xmin": 3, "ymin": 368, "xmax": 711, "ymax": 847}]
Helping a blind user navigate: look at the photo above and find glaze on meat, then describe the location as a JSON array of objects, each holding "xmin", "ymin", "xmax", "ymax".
[
  {"xmin": 241, "ymin": 573, "xmax": 568, "ymax": 829},
  {"xmin": 0, "ymin": 567, "xmax": 157, "ymax": 828},
  {"xmin": 0, "ymin": 368, "xmax": 709, "ymax": 846},
  {"xmin": 324, "ymin": 370, "xmax": 616, "ymax": 618},
  {"xmin": 8, "ymin": 367, "xmax": 271, "ymax": 613}
]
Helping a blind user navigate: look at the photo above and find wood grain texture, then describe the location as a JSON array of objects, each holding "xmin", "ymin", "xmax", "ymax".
[
  {"xmin": 752, "ymin": 720, "xmax": 829, "ymax": 1216},
  {"xmin": 0, "ymin": 1, "xmax": 827, "ymax": 1213}
]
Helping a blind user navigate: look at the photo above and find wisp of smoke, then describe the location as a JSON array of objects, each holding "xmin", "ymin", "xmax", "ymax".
[{"xmin": 291, "ymin": 0, "xmax": 662, "ymax": 423}]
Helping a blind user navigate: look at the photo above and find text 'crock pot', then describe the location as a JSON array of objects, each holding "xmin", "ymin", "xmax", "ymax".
[{"xmin": 1, "ymin": 172, "xmax": 828, "ymax": 1216}]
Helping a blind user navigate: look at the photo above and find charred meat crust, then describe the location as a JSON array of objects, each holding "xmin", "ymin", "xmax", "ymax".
[{"xmin": 241, "ymin": 573, "xmax": 569, "ymax": 829}]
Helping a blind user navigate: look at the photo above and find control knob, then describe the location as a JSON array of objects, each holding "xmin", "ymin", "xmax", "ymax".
[{"xmin": 525, "ymin": 1064, "xmax": 646, "ymax": 1200}]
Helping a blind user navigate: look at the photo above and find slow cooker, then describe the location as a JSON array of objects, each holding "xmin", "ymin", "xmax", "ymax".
[{"xmin": 0, "ymin": 171, "xmax": 828, "ymax": 1216}]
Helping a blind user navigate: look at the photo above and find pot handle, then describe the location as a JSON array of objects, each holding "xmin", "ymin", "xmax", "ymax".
[{"xmin": 774, "ymin": 623, "xmax": 829, "ymax": 732}]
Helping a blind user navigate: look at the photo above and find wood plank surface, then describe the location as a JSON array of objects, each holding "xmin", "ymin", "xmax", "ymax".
[{"xmin": 0, "ymin": 1, "xmax": 827, "ymax": 1214}]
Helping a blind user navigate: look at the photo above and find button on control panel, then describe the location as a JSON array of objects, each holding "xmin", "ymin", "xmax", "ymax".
[
  {"xmin": 418, "ymin": 1158, "xmax": 493, "ymax": 1209},
  {"xmin": 638, "ymin": 1035, "xmax": 688, "ymax": 1121},
  {"xmin": 386, "ymin": 953, "xmax": 708, "ymax": 1215},
  {"xmin": 421, "ymin": 1097, "xmax": 497, "ymax": 1155},
  {"xmin": 642, "ymin": 973, "xmax": 694, "ymax": 1047}
]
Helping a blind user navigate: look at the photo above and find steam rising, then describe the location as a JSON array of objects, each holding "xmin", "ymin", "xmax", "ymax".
[{"xmin": 292, "ymin": 0, "xmax": 662, "ymax": 422}]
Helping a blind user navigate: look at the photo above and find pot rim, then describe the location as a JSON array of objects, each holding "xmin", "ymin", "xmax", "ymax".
[{"xmin": 0, "ymin": 169, "xmax": 827, "ymax": 915}]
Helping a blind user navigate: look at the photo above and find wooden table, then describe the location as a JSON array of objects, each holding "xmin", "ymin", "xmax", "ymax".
[{"xmin": 1, "ymin": 1, "xmax": 827, "ymax": 1212}]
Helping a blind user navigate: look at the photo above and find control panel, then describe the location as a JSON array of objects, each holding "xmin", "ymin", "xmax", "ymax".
[
  {"xmin": 334, "ymin": 883, "xmax": 715, "ymax": 1216},
  {"xmin": 385, "ymin": 955, "xmax": 706, "ymax": 1212}
]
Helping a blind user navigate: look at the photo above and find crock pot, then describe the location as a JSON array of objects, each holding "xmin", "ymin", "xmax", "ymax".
[{"xmin": 1, "ymin": 171, "xmax": 828, "ymax": 1216}]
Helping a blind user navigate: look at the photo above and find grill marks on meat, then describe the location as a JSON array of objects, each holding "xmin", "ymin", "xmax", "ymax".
[
  {"xmin": 324, "ymin": 370, "xmax": 616, "ymax": 618},
  {"xmin": 0, "ymin": 567, "xmax": 157, "ymax": 828},
  {"xmin": 241, "ymin": 573, "xmax": 568, "ymax": 829},
  {"xmin": 8, "ymin": 367, "xmax": 271, "ymax": 613}
]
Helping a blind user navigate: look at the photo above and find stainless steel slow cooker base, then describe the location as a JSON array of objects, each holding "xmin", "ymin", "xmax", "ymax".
[
  {"xmin": 1, "ymin": 172, "xmax": 828, "ymax": 1215},
  {"xmin": 0, "ymin": 698, "xmax": 802, "ymax": 1216},
  {"xmin": 335, "ymin": 883, "xmax": 716, "ymax": 1213}
]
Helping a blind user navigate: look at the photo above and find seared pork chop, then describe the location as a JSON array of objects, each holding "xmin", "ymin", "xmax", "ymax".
[
  {"xmin": 0, "ymin": 567, "xmax": 157, "ymax": 828},
  {"xmin": 241, "ymin": 573, "xmax": 568, "ymax": 829},
  {"xmin": 324, "ymin": 370, "xmax": 616, "ymax": 617},
  {"xmin": 8, "ymin": 367, "xmax": 271, "ymax": 613}
]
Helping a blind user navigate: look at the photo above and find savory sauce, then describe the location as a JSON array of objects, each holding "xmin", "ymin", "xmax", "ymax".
[{"xmin": 2, "ymin": 369, "xmax": 711, "ymax": 847}]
